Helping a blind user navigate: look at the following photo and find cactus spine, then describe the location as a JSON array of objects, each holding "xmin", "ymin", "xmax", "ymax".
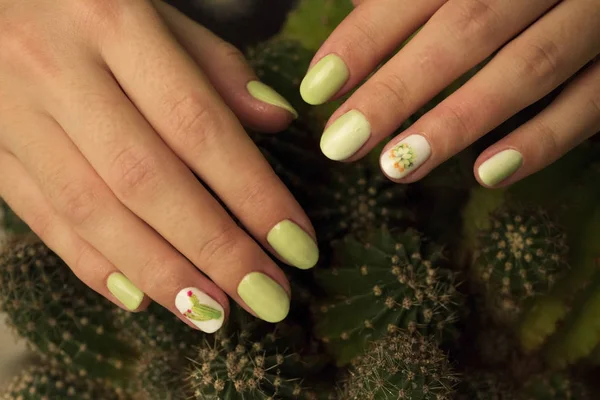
[{"xmin": 314, "ymin": 228, "xmax": 460, "ymax": 365}]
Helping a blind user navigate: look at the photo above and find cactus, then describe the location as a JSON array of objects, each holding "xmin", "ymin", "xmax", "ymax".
[
  {"xmin": 187, "ymin": 319, "xmax": 328, "ymax": 399},
  {"xmin": 0, "ymin": 235, "xmax": 137, "ymax": 384},
  {"xmin": 307, "ymin": 162, "xmax": 414, "ymax": 242},
  {"xmin": 279, "ymin": 0, "xmax": 353, "ymax": 51},
  {"xmin": 342, "ymin": 329, "xmax": 457, "ymax": 400},
  {"xmin": 313, "ymin": 227, "xmax": 461, "ymax": 365},
  {"xmin": 520, "ymin": 373, "xmax": 590, "ymax": 400},
  {"xmin": 470, "ymin": 206, "xmax": 569, "ymax": 324},
  {"xmin": 135, "ymin": 350, "xmax": 188, "ymax": 400},
  {"xmin": 113, "ymin": 302, "xmax": 203, "ymax": 354},
  {"xmin": 1, "ymin": 364, "xmax": 128, "ymax": 400}
]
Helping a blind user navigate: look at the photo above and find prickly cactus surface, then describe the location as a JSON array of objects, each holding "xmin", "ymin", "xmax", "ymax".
[
  {"xmin": 314, "ymin": 228, "xmax": 461, "ymax": 365},
  {"xmin": 471, "ymin": 207, "xmax": 569, "ymax": 324},
  {"xmin": 188, "ymin": 319, "xmax": 328, "ymax": 399},
  {"xmin": 343, "ymin": 329, "xmax": 457, "ymax": 400},
  {"xmin": 0, "ymin": 235, "xmax": 137, "ymax": 384},
  {"xmin": 1, "ymin": 364, "xmax": 128, "ymax": 400}
]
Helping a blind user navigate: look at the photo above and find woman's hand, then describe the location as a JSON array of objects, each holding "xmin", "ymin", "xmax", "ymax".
[
  {"xmin": 0, "ymin": 0, "xmax": 319, "ymax": 333},
  {"xmin": 301, "ymin": 0, "xmax": 599, "ymax": 187}
]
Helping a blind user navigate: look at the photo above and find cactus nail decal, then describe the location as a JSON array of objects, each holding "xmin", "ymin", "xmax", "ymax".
[
  {"xmin": 175, "ymin": 287, "xmax": 224, "ymax": 333},
  {"xmin": 381, "ymin": 134, "xmax": 432, "ymax": 179}
]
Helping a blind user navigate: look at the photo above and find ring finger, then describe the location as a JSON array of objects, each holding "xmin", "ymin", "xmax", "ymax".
[{"xmin": 380, "ymin": 0, "xmax": 600, "ymax": 182}]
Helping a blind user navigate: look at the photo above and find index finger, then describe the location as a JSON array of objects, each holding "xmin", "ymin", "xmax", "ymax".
[{"xmin": 96, "ymin": 1, "xmax": 319, "ymax": 269}]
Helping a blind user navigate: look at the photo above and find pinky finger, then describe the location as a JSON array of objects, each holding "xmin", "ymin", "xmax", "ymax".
[
  {"xmin": 476, "ymin": 60, "xmax": 600, "ymax": 188},
  {"xmin": 0, "ymin": 152, "xmax": 149, "ymax": 312}
]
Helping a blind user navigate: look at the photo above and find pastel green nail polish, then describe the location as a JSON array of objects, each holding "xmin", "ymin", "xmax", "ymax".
[
  {"xmin": 478, "ymin": 149, "xmax": 523, "ymax": 187},
  {"xmin": 237, "ymin": 272, "xmax": 290, "ymax": 323},
  {"xmin": 247, "ymin": 81, "xmax": 298, "ymax": 118},
  {"xmin": 320, "ymin": 110, "xmax": 370, "ymax": 161},
  {"xmin": 267, "ymin": 220, "xmax": 319, "ymax": 270},
  {"xmin": 300, "ymin": 54, "xmax": 349, "ymax": 105},
  {"xmin": 107, "ymin": 273, "xmax": 144, "ymax": 311}
]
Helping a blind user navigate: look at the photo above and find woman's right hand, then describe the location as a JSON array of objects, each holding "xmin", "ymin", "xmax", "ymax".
[{"xmin": 0, "ymin": 0, "xmax": 319, "ymax": 333}]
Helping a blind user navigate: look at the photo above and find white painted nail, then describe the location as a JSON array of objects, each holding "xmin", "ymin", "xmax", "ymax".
[
  {"xmin": 380, "ymin": 134, "xmax": 431, "ymax": 179},
  {"xmin": 175, "ymin": 287, "xmax": 224, "ymax": 333}
]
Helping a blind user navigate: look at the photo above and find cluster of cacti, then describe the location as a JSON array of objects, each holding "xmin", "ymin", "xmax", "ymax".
[
  {"xmin": 1, "ymin": 0, "xmax": 600, "ymax": 399},
  {"xmin": 1, "ymin": 364, "xmax": 126, "ymax": 400},
  {"xmin": 313, "ymin": 228, "xmax": 460, "ymax": 365}
]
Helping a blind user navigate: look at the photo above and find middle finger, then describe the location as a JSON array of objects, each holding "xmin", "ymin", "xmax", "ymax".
[{"xmin": 315, "ymin": 0, "xmax": 560, "ymax": 162}]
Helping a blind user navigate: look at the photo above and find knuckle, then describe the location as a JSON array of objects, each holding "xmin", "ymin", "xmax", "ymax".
[
  {"xmin": 532, "ymin": 119, "xmax": 559, "ymax": 158},
  {"xmin": 27, "ymin": 211, "xmax": 54, "ymax": 240},
  {"xmin": 445, "ymin": 0, "xmax": 501, "ymax": 43},
  {"xmin": 436, "ymin": 102, "xmax": 477, "ymax": 147},
  {"xmin": 166, "ymin": 94, "xmax": 224, "ymax": 152},
  {"xmin": 236, "ymin": 177, "xmax": 272, "ymax": 212},
  {"xmin": 371, "ymin": 75, "xmax": 412, "ymax": 111},
  {"xmin": 68, "ymin": 0, "xmax": 127, "ymax": 30},
  {"xmin": 132, "ymin": 254, "xmax": 178, "ymax": 295},
  {"xmin": 343, "ymin": 14, "xmax": 380, "ymax": 61},
  {"xmin": 512, "ymin": 39, "xmax": 561, "ymax": 84},
  {"xmin": 196, "ymin": 224, "xmax": 241, "ymax": 265},
  {"xmin": 215, "ymin": 40, "xmax": 246, "ymax": 66},
  {"xmin": 111, "ymin": 145, "xmax": 160, "ymax": 200},
  {"xmin": 55, "ymin": 180, "xmax": 100, "ymax": 226},
  {"xmin": 0, "ymin": 21, "xmax": 58, "ymax": 77}
]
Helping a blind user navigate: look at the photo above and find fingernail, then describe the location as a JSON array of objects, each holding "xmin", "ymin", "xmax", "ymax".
[
  {"xmin": 267, "ymin": 220, "xmax": 319, "ymax": 269},
  {"xmin": 320, "ymin": 110, "xmax": 370, "ymax": 161},
  {"xmin": 380, "ymin": 134, "xmax": 431, "ymax": 179},
  {"xmin": 107, "ymin": 272, "xmax": 144, "ymax": 311},
  {"xmin": 175, "ymin": 287, "xmax": 225, "ymax": 333},
  {"xmin": 478, "ymin": 149, "xmax": 523, "ymax": 187},
  {"xmin": 300, "ymin": 54, "xmax": 349, "ymax": 105},
  {"xmin": 237, "ymin": 272, "xmax": 289, "ymax": 323},
  {"xmin": 247, "ymin": 81, "xmax": 298, "ymax": 118}
]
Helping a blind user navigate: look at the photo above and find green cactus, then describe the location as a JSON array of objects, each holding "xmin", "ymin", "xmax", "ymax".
[
  {"xmin": 313, "ymin": 227, "xmax": 461, "ymax": 365},
  {"xmin": 279, "ymin": 0, "xmax": 353, "ymax": 51},
  {"xmin": 113, "ymin": 302, "xmax": 203, "ymax": 355},
  {"xmin": 342, "ymin": 329, "xmax": 457, "ymax": 400},
  {"xmin": 0, "ymin": 235, "xmax": 137, "ymax": 384},
  {"xmin": 470, "ymin": 205, "xmax": 569, "ymax": 325},
  {"xmin": 187, "ymin": 319, "xmax": 328, "ymax": 399},
  {"xmin": 1, "ymin": 364, "xmax": 128, "ymax": 400},
  {"xmin": 135, "ymin": 350, "xmax": 188, "ymax": 400},
  {"xmin": 307, "ymin": 162, "xmax": 414, "ymax": 242},
  {"xmin": 520, "ymin": 373, "xmax": 590, "ymax": 400}
]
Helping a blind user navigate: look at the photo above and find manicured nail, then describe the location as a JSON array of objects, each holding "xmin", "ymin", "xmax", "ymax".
[
  {"xmin": 300, "ymin": 54, "xmax": 349, "ymax": 105},
  {"xmin": 246, "ymin": 81, "xmax": 298, "ymax": 118},
  {"xmin": 478, "ymin": 149, "xmax": 523, "ymax": 187},
  {"xmin": 380, "ymin": 134, "xmax": 431, "ymax": 179},
  {"xmin": 237, "ymin": 272, "xmax": 289, "ymax": 323},
  {"xmin": 267, "ymin": 220, "xmax": 319, "ymax": 270},
  {"xmin": 106, "ymin": 272, "xmax": 144, "ymax": 311},
  {"xmin": 320, "ymin": 110, "xmax": 370, "ymax": 161},
  {"xmin": 175, "ymin": 287, "xmax": 224, "ymax": 333}
]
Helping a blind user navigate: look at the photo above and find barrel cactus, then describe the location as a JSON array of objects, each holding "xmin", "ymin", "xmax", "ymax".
[
  {"xmin": 0, "ymin": 235, "xmax": 137, "ymax": 384},
  {"xmin": 342, "ymin": 329, "xmax": 457, "ymax": 399},
  {"xmin": 313, "ymin": 227, "xmax": 461, "ymax": 365},
  {"xmin": 470, "ymin": 206, "xmax": 569, "ymax": 324},
  {"xmin": 135, "ymin": 350, "xmax": 188, "ymax": 400},
  {"xmin": 187, "ymin": 323, "xmax": 328, "ymax": 399},
  {"xmin": 1, "ymin": 364, "xmax": 127, "ymax": 400}
]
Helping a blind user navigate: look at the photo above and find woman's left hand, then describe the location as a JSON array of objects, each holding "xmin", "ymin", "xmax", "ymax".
[{"xmin": 300, "ymin": 0, "xmax": 600, "ymax": 187}]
